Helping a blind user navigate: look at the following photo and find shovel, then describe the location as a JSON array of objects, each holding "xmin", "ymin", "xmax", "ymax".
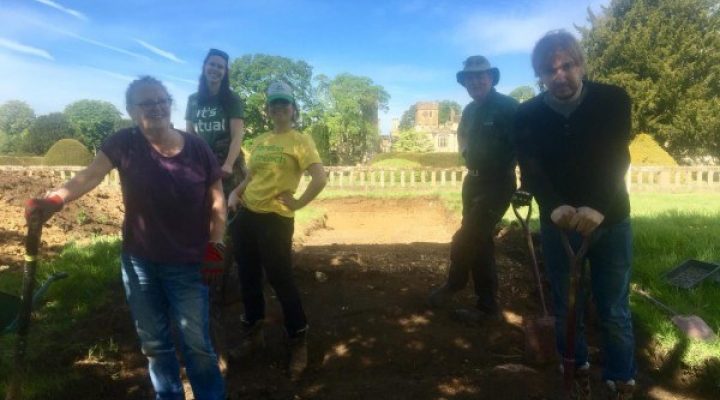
[
  {"xmin": 633, "ymin": 286, "xmax": 717, "ymax": 342},
  {"xmin": 560, "ymin": 232, "xmax": 590, "ymax": 400},
  {"xmin": 5, "ymin": 209, "xmax": 43, "ymax": 400},
  {"xmin": 511, "ymin": 196, "xmax": 557, "ymax": 364}
]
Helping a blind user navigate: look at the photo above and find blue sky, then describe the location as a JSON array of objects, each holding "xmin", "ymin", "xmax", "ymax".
[{"xmin": 0, "ymin": 0, "xmax": 607, "ymax": 135}]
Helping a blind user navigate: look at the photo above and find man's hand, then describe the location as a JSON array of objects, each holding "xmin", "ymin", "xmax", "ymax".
[
  {"xmin": 277, "ymin": 192, "xmax": 302, "ymax": 211},
  {"xmin": 24, "ymin": 194, "xmax": 64, "ymax": 224},
  {"xmin": 202, "ymin": 241, "xmax": 225, "ymax": 285},
  {"xmin": 569, "ymin": 206, "xmax": 604, "ymax": 237},
  {"xmin": 550, "ymin": 205, "xmax": 577, "ymax": 231},
  {"xmin": 511, "ymin": 190, "xmax": 532, "ymax": 208}
]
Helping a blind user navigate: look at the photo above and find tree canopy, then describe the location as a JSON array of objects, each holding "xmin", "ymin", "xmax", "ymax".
[
  {"xmin": 0, "ymin": 100, "xmax": 35, "ymax": 136},
  {"xmin": 229, "ymin": 54, "xmax": 315, "ymax": 139},
  {"xmin": 579, "ymin": 0, "xmax": 720, "ymax": 158},
  {"xmin": 23, "ymin": 113, "xmax": 76, "ymax": 155},
  {"xmin": 316, "ymin": 73, "xmax": 390, "ymax": 164},
  {"xmin": 392, "ymin": 129, "xmax": 434, "ymax": 153},
  {"xmin": 509, "ymin": 86, "xmax": 536, "ymax": 103},
  {"xmin": 398, "ymin": 104, "xmax": 417, "ymax": 131},
  {"xmin": 64, "ymin": 100, "xmax": 122, "ymax": 151},
  {"xmin": 438, "ymin": 101, "xmax": 462, "ymax": 124}
]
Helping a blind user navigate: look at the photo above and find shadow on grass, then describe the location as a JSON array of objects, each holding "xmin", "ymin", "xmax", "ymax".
[
  {"xmin": 0, "ymin": 236, "xmax": 154, "ymax": 400},
  {"xmin": 631, "ymin": 212, "xmax": 720, "ymax": 399}
]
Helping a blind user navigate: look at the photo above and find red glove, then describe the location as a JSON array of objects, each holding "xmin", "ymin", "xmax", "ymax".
[
  {"xmin": 202, "ymin": 242, "xmax": 225, "ymax": 283},
  {"xmin": 204, "ymin": 242, "xmax": 225, "ymax": 262},
  {"xmin": 25, "ymin": 194, "xmax": 64, "ymax": 224}
]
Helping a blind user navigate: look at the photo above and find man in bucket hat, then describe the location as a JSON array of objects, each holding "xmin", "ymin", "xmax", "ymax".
[{"xmin": 427, "ymin": 56, "xmax": 519, "ymax": 323}]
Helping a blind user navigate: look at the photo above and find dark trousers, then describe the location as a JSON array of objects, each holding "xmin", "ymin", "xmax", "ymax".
[
  {"xmin": 231, "ymin": 207, "xmax": 307, "ymax": 337},
  {"xmin": 446, "ymin": 174, "xmax": 515, "ymax": 312}
]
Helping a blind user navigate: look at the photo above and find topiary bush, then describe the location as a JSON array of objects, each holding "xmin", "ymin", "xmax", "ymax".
[
  {"xmin": 0, "ymin": 156, "xmax": 45, "ymax": 166},
  {"xmin": 370, "ymin": 152, "xmax": 463, "ymax": 168},
  {"xmin": 629, "ymin": 133, "xmax": 677, "ymax": 166},
  {"xmin": 44, "ymin": 139, "xmax": 93, "ymax": 166},
  {"xmin": 370, "ymin": 158, "xmax": 422, "ymax": 169}
]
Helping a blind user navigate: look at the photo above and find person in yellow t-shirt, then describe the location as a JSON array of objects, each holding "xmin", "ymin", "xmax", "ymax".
[{"xmin": 227, "ymin": 81, "xmax": 326, "ymax": 381}]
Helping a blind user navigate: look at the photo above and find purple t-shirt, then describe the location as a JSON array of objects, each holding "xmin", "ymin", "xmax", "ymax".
[{"xmin": 101, "ymin": 128, "xmax": 222, "ymax": 263}]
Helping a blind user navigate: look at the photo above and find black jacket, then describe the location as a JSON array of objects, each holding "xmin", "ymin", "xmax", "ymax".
[
  {"xmin": 514, "ymin": 81, "xmax": 631, "ymax": 226},
  {"xmin": 458, "ymin": 89, "xmax": 518, "ymax": 179}
]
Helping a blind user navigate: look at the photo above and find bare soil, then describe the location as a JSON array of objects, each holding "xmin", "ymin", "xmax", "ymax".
[{"xmin": 1, "ymin": 171, "xmax": 716, "ymax": 399}]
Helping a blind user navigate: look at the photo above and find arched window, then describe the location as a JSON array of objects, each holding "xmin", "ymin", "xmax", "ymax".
[{"xmin": 438, "ymin": 134, "xmax": 447, "ymax": 148}]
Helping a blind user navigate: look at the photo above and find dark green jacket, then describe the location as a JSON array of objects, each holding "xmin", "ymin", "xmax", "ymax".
[{"xmin": 458, "ymin": 89, "xmax": 519, "ymax": 179}]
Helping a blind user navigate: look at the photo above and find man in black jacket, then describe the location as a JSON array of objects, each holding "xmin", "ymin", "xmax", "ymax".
[
  {"xmin": 427, "ymin": 56, "xmax": 518, "ymax": 322},
  {"xmin": 515, "ymin": 30, "xmax": 636, "ymax": 399}
]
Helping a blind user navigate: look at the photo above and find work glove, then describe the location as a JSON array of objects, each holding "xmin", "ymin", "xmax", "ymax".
[
  {"xmin": 511, "ymin": 190, "xmax": 532, "ymax": 208},
  {"xmin": 24, "ymin": 194, "xmax": 64, "ymax": 224},
  {"xmin": 201, "ymin": 241, "xmax": 225, "ymax": 285}
]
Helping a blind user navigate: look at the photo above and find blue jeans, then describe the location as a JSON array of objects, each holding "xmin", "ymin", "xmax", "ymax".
[
  {"xmin": 121, "ymin": 254, "xmax": 225, "ymax": 400},
  {"xmin": 539, "ymin": 218, "xmax": 636, "ymax": 382}
]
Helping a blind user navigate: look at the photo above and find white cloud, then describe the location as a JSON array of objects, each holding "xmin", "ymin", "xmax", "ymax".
[
  {"xmin": 134, "ymin": 39, "xmax": 186, "ymax": 64},
  {"xmin": 83, "ymin": 66, "xmax": 135, "ymax": 82},
  {"xmin": 58, "ymin": 30, "xmax": 150, "ymax": 61},
  {"xmin": 0, "ymin": 37, "xmax": 54, "ymax": 61},
  {"xmin": 33, "ymin": 0, "xmax": 88, "ymax": 21}
]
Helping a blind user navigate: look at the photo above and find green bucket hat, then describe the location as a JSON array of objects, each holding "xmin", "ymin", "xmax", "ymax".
[{"xmin": 456, "ymin": 55, "xmax": 500, "ymax": 86}]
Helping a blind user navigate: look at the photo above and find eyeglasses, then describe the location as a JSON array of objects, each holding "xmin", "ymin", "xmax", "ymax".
[
  {"xmin": 134, "ymin": 98, "xmax": 172, "ymax": 110},
  {"xmin": 541, "ymin": 61, "xmax": 577, "ymax": 77}
]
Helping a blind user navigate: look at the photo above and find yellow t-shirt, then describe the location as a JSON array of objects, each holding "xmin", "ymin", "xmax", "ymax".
[{"xmin": 242, "ymin": 129, "xmax": 322, "ymax": 218}]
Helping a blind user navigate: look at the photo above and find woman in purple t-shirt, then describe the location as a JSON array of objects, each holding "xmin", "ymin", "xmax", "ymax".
[{"xmin": 25, "ymin": 76, "xmax": 227, "ymax": 400}]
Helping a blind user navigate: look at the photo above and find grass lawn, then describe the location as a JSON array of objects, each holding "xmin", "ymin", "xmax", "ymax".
[
  {"xmin": 439, "ymin": 191, "xmax": 720, "ymax": 366},
  {"xmin": 0, "ymin": 236, "xmax": 122, "ymax": 398}
]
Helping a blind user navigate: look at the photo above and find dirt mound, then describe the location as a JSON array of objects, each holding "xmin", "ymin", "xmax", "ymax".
[{"xmin": 0, "ymin": 170, "xmax": 124, "ymax": 270}]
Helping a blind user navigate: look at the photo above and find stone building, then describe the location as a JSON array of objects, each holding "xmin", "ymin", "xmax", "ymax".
[{"xmin": 414, "ymin": 102, "xmax": 459, "ymax": 153}]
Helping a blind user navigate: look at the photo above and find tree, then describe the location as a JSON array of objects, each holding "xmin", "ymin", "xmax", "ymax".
[
  {"xmin": 438, "ymin": 100, "xmax": 462, "ymax": 124},
  {"xmin": 398, "ymin": 104, "xmax": 417, "ymax": 131},
  {"xmin": 579, "ymin": 0, "xmax": 720, "ymax": 158},
  {"xmin": 509, "ymin": 85, "xmax": 536, "ymax": 103},
  {"xmin": 229, "ymin": 54, "xmax": 316, "ymax": 140},
  {"xmin": 115, "ymin": 118, "xmax": 135, "ymax": 131},
  {"xmin": 318, "ymin": 73, "xmax": 390, "ymax": 165},
  {"xmin": 0, "ymin": 100, "xmax": 36, "ymax": 153},
  {"xmin": 0, "ymin": 100, "xmax": 35, "ymax": 136},
  {"xmin": 64, "ymin": 100, "xmax": 122, "ymax": 151},
  {"xmin": 22, "ymin": 113, "xmax": 76, "ymax": 155},
  {"xmin": 392, "ymin": 129, "xmax": 434, "ymax": 153}
]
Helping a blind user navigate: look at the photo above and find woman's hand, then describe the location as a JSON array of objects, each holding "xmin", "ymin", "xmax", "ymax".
[
  {"xmin": 277, "ymin": 192, "xmax": 302, "ymax": 211},
  {"xmin": 221, "ymin": 163, "xmax": 233, "ymax": 179},
  {"xmin": 228, "ymin": 188, "xmax": 244, "ymax": 212}
]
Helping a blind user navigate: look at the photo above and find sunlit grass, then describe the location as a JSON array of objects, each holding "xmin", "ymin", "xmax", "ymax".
[
  {"xmin": 0, "ymin": 235, "xmax": 121, "ymax": 398},
  {"xmin": 439, "ymin": 191, "xmax": 720, "ymax": 366}
]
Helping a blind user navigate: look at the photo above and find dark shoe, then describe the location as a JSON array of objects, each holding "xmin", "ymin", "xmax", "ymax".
[
  {"xmin": 572, "ymin": 364, "xmax": 591, "ymax": 400},
  {"xmin": 288, "ymin": 334, "xmax": 308, "ymax": 381},
  {"xmin": 228, "ymin": 318, "xmax": 264, "ymax": 359},
  {"xmin": 605, "ymin": 379, "xmax": 635, "ymax": 400},
  {"xmin": 426, "ymin": 284, "xmax": 455, "ymax": 308},
  {"xmin": 452, "ymin": 307, "xmax": 502, "ymax": 325}
]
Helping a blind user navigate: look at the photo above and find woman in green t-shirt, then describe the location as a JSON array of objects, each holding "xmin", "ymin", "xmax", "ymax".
[
  {"xmin": 186, "ymin": 48, "xmax": 245, "ymax": 190},
  {"xmin": 227, "ymin": 81, "xmax": 326, "ymax": 381}
]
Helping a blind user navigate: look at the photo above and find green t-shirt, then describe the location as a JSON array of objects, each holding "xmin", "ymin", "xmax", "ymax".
[
  {"xmin": 185, "ymin": 92, "xmax": 244, "ymax": 163},
  {"xmin": 243, "ymin": 129, "xmax": 322, "ymax": 218}
]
